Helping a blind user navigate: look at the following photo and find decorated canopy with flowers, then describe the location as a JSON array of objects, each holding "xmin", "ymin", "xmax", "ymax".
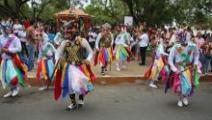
[{"xmin": 55, "ymin": 7, "xmax": 92, "ymax": 31}]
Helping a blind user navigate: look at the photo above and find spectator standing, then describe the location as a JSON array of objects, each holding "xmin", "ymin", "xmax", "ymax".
[
  {"xmin": 137, "ymin": 28, "xmax": 149, "ymax": 65},
  {"xmin": 195, "ymin": 32, "xmax": 206, "ymax": 74},
  {"xmin": 13, "ymin": 19, "xmax": 23, "ymax": 35}
]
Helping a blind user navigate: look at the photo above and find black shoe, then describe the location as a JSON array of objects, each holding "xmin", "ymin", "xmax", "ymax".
[
  {"xmin": 101, "ymin": 67, "xmax": 105, "ymax": 75},
  {"xmin": 101, "ymin": 71, "xmax": 105, "ymax": 76},
  {"xmin": 139, "ymin": 63, "xmax": 145, "ymax": 66}
]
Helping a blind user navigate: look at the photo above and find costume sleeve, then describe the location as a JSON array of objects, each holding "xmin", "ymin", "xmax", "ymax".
[
  {"xmin": 55, "ymin": 41, "xmax": 67, "ymax": 63},
  {"xmin": 114, "ymin": 34, "xmax": 119, "ymax": 45},
  {"xmin": 159, "ymin": 41, "xmax": 168, "ymax": 56},
  {"xmin": 43, "ymin": 33, "xmax": 49, "ymax": 43},
  {"xmin": 169, "ymin": 35, "xmax": 176, "ymax": 46},
  {"xmin": 51, "ymin": 44, "xmax": 57, "ymax": 53},
  {"xmin": 44, "ymin": 42, "xmax": 56, "ymax": 57},
  {"xmin": 111, "ymin": 33, "xmax": 114, "ymax": 46},
  {"xmin": 127, "ymin": 33, "xmax": 131, "ymax": 45},
  {"xmin": 54, "ymin": 32, "xmax": 62, "ymax": 45},
  {"xmin": 168, "ymin": 46, "xmax": 178, "ymax": 72},
  {"xmin": 81, "ymin": 38, "xmax": 93, "ymax": 62},
  {"xmin": 95, "ymin": 33, "xmax": 101, "ymax": 50}
]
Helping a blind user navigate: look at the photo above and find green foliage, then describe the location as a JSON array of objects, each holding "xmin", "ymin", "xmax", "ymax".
[
  {"xmin": 0, "ymin": 0, "xmax": 31, "ymax": 19},
  {"xmin": 36, "ymin": 0, "xmax": 69, "ymax": 22},
  {"xmin": 173, "ymin": 0, "xmax": 212, "ymax": 28},
  {"xmin": 121, "ymin": 0, "xmax": 179, "ymax": 26},
  {"xmin": 84, "ymin": 0, "xmax": 128, "ymax": 25},
  {"xmin": 0, "ymin": 0, "xmax": 211, "ymax": 28},
  {"xmin": 121, "ymin": 0, "xmax": 211, "ymax": 27}
]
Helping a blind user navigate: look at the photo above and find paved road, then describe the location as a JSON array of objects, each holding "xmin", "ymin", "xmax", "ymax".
[{"xmin": 0, "ymin": 83, "xmax": 212, "ymax": 120}]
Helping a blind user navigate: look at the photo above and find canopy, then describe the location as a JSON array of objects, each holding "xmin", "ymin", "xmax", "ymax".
[
  {"xmin": 55, "ymin": 7, "xmax": 92, "ymax": 31},
  {"xmin": 55, "ymin": 7, "xmax": 91, "ymax": 19}
]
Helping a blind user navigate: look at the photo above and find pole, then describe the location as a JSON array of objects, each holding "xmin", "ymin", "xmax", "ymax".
[
  {"xmin": 31, "ymin": 0, "xmax": 37, "ymax": 22},
  {"xmin": 33, "ymin": 7, "xmax": 35, "ymax": 22}
]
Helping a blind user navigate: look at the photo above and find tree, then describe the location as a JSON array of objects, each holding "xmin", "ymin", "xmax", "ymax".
[
  {"xmin": 84, "ymin": 0, "xmax": 128, "ymax": 25},
  {"xmin": 121, "ymin": 0, "xmax": 177, "ymax": 26},
  {"xmin": 35, "ymin": 0, "xmax": 69, "ymax": 22},
  {"xmin": 0, "ymin": 0, "xmax": 30, "ymax": 18},
  {"xmin": 36, "ymin": 0, "xmax": 89, "ymax": 22},
  {"xmin": 173, "ymin": 0, "xmax": 212, "ymax": 27},
  {"xmin": 69, "ymin": 0, "xmax": 88, "ymax": 9}
]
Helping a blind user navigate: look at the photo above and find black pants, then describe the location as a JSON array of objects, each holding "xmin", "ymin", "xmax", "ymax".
[
  {"xmin": 139, "ymin": 46, "xmax": 148, "ymax": 65},
  {"xmin": 21, "ymin": 42, "xmax": 28, "ymax": 57},
  {"xmin": 69, "ymin": 94, "xmax": 84, "ymax": 104},
  {"xmin": 89, "ymin": 41, "xmax": 95, "ymax": 50}
]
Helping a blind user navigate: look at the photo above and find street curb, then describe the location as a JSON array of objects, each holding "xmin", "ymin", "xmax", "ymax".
[{"xmin": 28, "ymin": 75, "xmax": 212, "ymax": 86}]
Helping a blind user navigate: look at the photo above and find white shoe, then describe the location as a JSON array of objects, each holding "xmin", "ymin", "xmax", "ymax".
[
  {"xmin": 116, "ymin": 67, "xmax": 121, "ymax": 71},
  {"xmin": 78, "ymin": 100, "xmax": 84, "ymax": 105},
  {"xmin": 177, "ymin": 100, "xmax": 183, "ymax": 107},
  {"xmin": 66, "ymin": 103, "xmax": 77, "ymax": 111},
  {"xmin": 182, "ymin": 97, "xmax": 189, "ymax": 106},
  {"xmin": 11, "ymin": 88, "xmax": 19, "ymax": 97},
  {"xmin": 39, "ymin": 86, "xmax": 48, "ymax": 91},
  {"xmin": 78, "ymin": 100, "xmax": 84, "ymax": 108},
  {"xmin": 149, "ymin": 83, "xmax": 158, "ymax": 89},
  {"xmin": 3, "ymin": 91, "xmax": 12, "ymax": 98}
]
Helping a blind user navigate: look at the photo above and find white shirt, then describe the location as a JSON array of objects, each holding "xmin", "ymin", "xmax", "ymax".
[
  {"xmin": 138, "ymin": 33, "xmax": 149, "ymax": 47},
  {"xmin": 17, "ymin": 30, "xmax": 27, "ymax": 42},
  {"xmin": 13, "ymin": 24, "xmax": 23, "ymax": 34},
  {"xmin": 0, "ymin": 34, "xmax": 22, "ymax": 59}
]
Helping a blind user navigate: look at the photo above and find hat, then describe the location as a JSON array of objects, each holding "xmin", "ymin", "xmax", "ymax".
[{"xmin": 102, "ymin": 23, "xmax": 111, "ymax": 29}]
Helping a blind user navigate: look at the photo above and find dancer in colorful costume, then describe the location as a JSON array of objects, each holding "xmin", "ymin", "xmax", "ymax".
[
  {"xmin": 114, "ymin": 25, "xmax": 132, "ymax": 71},
  {"xmin": 165, "ymin": 31, "xmax": 201, "ymax": 107},
  {"xmin": 145, "ymin": 33, "xmax": 169, "ymax": 88},
  {"xmin": 53, "ymin": 22, "xmax": 95, "ymax": 111},
  {"xmin": 0, "ymin": 25, "xmax": 27, "ymax": 98},
  {"xmin": 36, "ymin": 41, "xmax": 56, "ymax": 91},
  {"xmin": 95, "ymin": 23, "xmax": 113, "ymax": 75}
]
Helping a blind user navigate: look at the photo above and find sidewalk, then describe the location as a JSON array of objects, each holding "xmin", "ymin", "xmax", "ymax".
[{"xmin": 27, "ymin": 58, "xmax": 212, "ymax": 86}]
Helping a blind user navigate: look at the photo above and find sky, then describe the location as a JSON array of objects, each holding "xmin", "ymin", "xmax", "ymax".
[{"xmin": 27, "ymin": 0, "xmax": 91, "ymax": 8}]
